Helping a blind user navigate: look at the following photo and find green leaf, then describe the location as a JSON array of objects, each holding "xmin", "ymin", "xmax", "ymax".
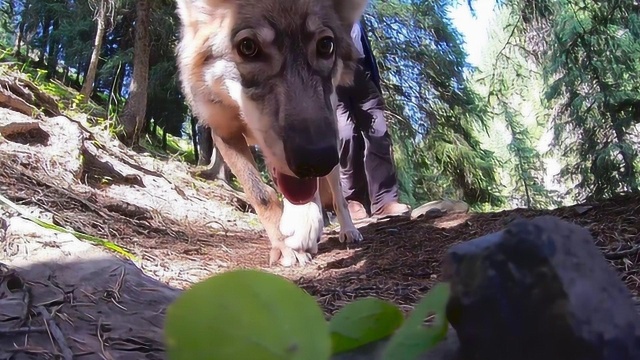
[
  {"xmin": 164, "ymin": 269, "xmax": 332, "ymax": 360},
  {"xmin": 329, "ymin": 298, "xmax": 404, "ymax": 354},
  {"xmin": 380, "ymin": 283, "xmax": 451, "ymax": 360}
]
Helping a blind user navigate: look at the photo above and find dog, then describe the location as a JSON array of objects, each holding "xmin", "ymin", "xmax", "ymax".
[{"xmin": 175, "ymin": 0, "xmax": 368, "ymax": 266}]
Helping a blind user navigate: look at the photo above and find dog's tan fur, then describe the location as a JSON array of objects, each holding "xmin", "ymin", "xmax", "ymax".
[{"xmin": 175, "ymin": 0, "xmax": 368, "ymax": 266}]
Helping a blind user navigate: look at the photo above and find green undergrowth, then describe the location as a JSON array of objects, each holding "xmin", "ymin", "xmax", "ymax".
[
  {"xmin": 164, "ymin": 269, "xmax": 450, "ymax": 360},
  {"xmin": 0, "ymin": 48, "xmax": 106, "ymax": 119},
  {"xmin": 141, "ymin": 126, "xmax": 196, "ymax": 164}
]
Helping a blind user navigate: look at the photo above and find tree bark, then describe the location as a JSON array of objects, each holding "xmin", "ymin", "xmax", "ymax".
[
  {"xmin": 151, "ymin": 119, "xmax": 157, "ymax": 137},
  {"xmin": 80, "ymin": 0, "xmax": 108, "ymax": 100},
  {"xmin": 162, "ymin": 127, "xmax": 168, "ymax": 150},
  {"xmin": 14, "ymin": 3, "xmax": 27, "ymax": 58},
  {"xmin": 45, "ymin": 18, "xmax": 60, "ymax": 80},
  {"xmin": 62, "ymin": 66, "xmax": 69, "ymax": 86},
  {"xmin": 118, "ymin": 0, "xmax": 151, "ymax": 147},
  {"xmin": 81, "ymin": 61, "xmax": 90, "ymax": 86},
  {"xmin": 38, "ymin": 17, "xmax": 51, "ymax": 67},
  {"xmin": 190, "ymin": 115, "xmax": 199, "ymax": 164}
]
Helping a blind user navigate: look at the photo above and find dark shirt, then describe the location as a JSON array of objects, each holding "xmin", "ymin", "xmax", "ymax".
[{"xmin": 357, "ymin": 19, "xmax": 382, "ymax": 93}]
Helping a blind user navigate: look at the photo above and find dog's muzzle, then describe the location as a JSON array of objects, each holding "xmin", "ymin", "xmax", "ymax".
[{"xmin": 285, "ymin": 142, "xmax": 339, "ymax": 178}]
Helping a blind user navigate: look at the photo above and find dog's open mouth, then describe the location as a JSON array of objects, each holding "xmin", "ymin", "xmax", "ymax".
[{"xmin": 272, "ymin": 170, "xmax": 317, "ymax": 205}]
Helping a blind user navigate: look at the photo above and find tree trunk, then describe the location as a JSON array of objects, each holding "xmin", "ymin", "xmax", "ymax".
[
  {"xmin": 62, "ymin": 66, "xmax": 69, "ymax": 85},
  {"xmin": 38, "ymin": 17, "xmax": 51, "ymax": 67},
  {"xmin": 118, "ymin": 0, "xmax": 151, "ymax": 147},
  {"xmin": 74, "ymin": 62, "xmax": 83, "ymax": 88},
  {"xmin": 162, "ymin": 128, "xmax": 168, "ymax": 150},
  {"xmin": 81, "ymin": 61, "xmax": 90, "ymax": 85},
  {"xmin": 81, "ymin": 0, "xmax": 108, "ymax": 101},
  {"xmin": 14, "ymin": 17, "xmax": 26, "ymax": 56},
  {"xmin": 190, "ymin": 115, "xmax": 199, "ymax": 164},
  {"xmin": 45, "ymin": 18, "xmax": 60, "ymax": 80}
]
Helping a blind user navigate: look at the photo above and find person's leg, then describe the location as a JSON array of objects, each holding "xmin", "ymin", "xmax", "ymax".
[
  {"xmin": 196, "ymin": 123, "xmax": 213, "ymax": 166},
  {"xmin": 349, "ymin": 65, "xmax": 410, "ymax": 218},
  {"xmin": 194, "ymin": 124, "xmax": 231, "ymax": 183},
  {"xmin": 335, "ymin": 84, "xmax": 369, "ymax": 220}
]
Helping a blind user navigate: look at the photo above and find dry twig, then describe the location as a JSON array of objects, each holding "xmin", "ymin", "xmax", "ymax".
[{"xmin": 36, "ymin": 306, "xmax": 74, "ymax": 360}]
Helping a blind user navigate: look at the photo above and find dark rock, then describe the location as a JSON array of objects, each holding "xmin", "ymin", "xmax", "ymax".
[{"xmin": 442, "ymin": 215, "xmax": 640, "ymax": 360}]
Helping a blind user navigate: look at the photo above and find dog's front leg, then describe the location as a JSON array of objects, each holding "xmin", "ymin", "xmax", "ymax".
[
  {"xmin": 325, "ymin": 167, "xmax": 364, "ymax": 243},
  {"xmin": 279, "ymin": 187, "xmax": 323, "ymax": 266},
  {"xmin": 211, "ymin": 134, "xmax": 296, "ymax": 266}
]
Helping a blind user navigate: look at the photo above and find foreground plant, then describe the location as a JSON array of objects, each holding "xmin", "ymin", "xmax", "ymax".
[{"xmin": 164, "ymin": 269, "xmax": 450, "ymax": 360}]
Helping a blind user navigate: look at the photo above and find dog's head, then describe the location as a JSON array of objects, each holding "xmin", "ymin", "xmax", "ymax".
[{"xmin": 176, "ymin": 0, "xmax": 368, "ymax": 204}]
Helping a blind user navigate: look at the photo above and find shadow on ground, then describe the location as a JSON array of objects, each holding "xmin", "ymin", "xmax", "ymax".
[
  {"xmin": 1, "ymin": 194, "xmax": 638, "ymax": 359},
  {"xmin": 294, "ymin": 193, "xmax": 640, "ymax": 316},
  {"xmin": 0, "ymin": 257, "xmax": 180, "ymax": 360}
]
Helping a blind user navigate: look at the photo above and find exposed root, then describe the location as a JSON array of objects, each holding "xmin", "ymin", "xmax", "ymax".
[
  {"xmin": 0, "ymin": 74, "xmax": 62, "ymax": 118},
  {"xmin": 82, "ymin": 142, "xmax": 145, "ymax": 188}
]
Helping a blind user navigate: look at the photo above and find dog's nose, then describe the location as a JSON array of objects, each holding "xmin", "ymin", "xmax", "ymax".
[{"xmin": 286, "ymin": 144, "xmax": 339, "ymax": 178}]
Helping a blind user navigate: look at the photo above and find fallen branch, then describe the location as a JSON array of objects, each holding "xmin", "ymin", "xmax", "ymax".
[
  {"xmin": 1, "ymin": 158, "xmax": 189, "ymax": 243},
  {"xmin": 82, "ymin": 142, "xmax": 145, "ymax": 188},
  {"xmin": 604, "ymin": 245, "xmax": 640, "ymax": 261},
  {"xmin": 0, "ymin": 192, "xmax": 137, "ymax": 261},
  {"xmin": 0, "ymin": 326, "xmax": 48, "ymax": 335},
  {"xmin": 36, "ymin": 306, "xmax": 74, "ymax": 360},
  {"xmin": 85, "ymin": 140, "xmax": 190, "ymax": 199},
  {"xmin": 0, "ymin": 120, "xmax": 42, "ymax": 137},
  {"xmin": 0, "ymin": 74, "xmax": 62, "ymax": 117},
  {"xmin": 0, "ymin": 87, "xmax": 39, "ymax": 117}
]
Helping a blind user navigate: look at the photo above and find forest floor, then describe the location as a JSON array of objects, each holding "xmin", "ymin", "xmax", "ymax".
[{"xmin": 0, "ymin": 59, "xmax": 639, "ymax": 359}]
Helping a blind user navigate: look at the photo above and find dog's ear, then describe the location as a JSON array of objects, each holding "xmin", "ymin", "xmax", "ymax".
[
  {"xmin": 176, "ymin": 0, "xmax": 230, "ymax": 37},
  {"xmin": 332, "ymin": 0, "xmax": 369, "ymax": 26}
]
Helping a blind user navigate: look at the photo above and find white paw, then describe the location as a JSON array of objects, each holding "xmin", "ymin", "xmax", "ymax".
[
  {"xmin": 339, "ymin": 227, "xmax": 363, "ymax": 244},
  {"xmin": 279, "ymin": 249, "xmax": 313, "ymax": 267},
  {"xmin": 270, "ymin": 244, "xmax": 310, "ymax": 267},
  {"xmin": 279, "ymin": 195, "xmax": 323, "ymax": 258}
]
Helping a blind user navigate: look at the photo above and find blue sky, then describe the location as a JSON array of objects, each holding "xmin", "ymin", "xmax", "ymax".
[{"xmin": 448, "ymin": 0, "xmax": 496, "ymax": 67}]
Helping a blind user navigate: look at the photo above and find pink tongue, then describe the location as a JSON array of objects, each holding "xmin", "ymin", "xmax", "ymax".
[{"xmin": 275, "ymin": 172, "xmax": 318, "ymax": 205}]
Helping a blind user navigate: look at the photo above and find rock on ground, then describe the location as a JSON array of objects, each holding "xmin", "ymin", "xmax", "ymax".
[
  {"xmin": 443, "ymin": 215, "xmax": 640, "ymax": 360},
  {"xmin": 411, "ymin": 200, "xmax": 470, "ymax": 220}
]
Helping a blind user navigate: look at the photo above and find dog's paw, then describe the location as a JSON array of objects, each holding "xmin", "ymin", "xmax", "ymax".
[
  {"xmin": 339, "ymin": 227, "xmax": 363, "ymax": 244},
  {"xmin": 270, "ymin": 242, "xmax": 313, "ymax": 267},
  {"xmin": 280, "ymin": 249, "xmax": 313, "ymax": 267},
  {"xmin": 279, "ymin": 198, "xmax": 324, "ymax": 255}
]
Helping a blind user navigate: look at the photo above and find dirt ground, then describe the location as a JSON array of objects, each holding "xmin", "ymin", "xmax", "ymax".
[
  {"xmin": 1, "ymin": 107, "xmax": 639, "ymax": 359},
  {"xmin": 2, "ymin": 150, "xmax": 639, "ymax": 316}
]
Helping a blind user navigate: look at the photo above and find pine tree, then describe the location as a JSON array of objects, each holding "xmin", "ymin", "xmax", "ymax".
[
  {"xmin": 365, "ymin": 0, "xmax": 505, "ymax": 208},
  {"xmin": 473, "ymin": 3, "xmax": 561, "ymax": 209}
]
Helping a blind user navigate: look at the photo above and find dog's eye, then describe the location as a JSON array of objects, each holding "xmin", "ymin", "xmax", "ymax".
[
  {"xmin": 317, "ymin": 36, "xmax": 335, "ymax": 58},
  {"xmin": 238, "ymin": 38, "xmax": 259, "ymax": 58}
]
